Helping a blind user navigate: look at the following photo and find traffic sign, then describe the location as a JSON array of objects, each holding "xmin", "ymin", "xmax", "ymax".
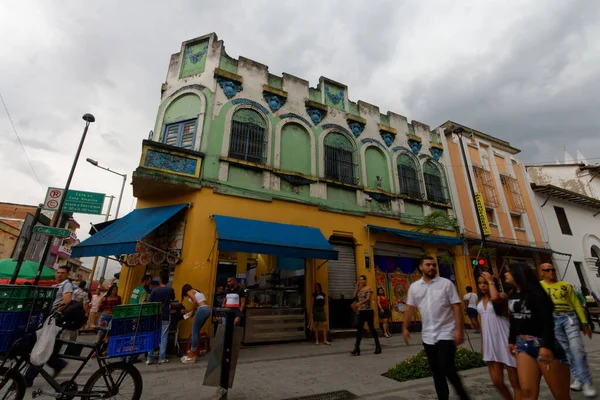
[
  {"xmin": 42, "ymin": 187, "xmax": 105, "ymax": 215},
  {"xmin": 63, "ymin": 190, "xmax": 105, "ymax": 215},
  {"xmin": 43, "ymin": 187, "xmax": 64, "ymax": 211},
  {"xmin": 32, "ymin": 226, "xmax": 71, "ymax": 237}
]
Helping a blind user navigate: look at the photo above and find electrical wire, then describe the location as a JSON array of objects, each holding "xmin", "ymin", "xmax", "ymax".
[{"xmin": 0, "ymin": 92, "xmax": 43, "ymax": 188}]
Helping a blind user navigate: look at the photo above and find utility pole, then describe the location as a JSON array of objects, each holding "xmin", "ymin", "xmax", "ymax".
[
  {"xmin": 89, "ymin": 195, "xmax": 114, "ymax": 285},
  {"xmin": 34, "ymin": 114, "xmax": 95, "ymax": 285},
  {"xmin": 452, "ymin": 125, "xmax": 495, "ymax": 274}
]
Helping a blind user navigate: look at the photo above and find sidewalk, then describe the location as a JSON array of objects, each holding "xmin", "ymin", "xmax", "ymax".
[{"xmin": 41, "ymin": 330, "xmax": 600, "ymax": 399}]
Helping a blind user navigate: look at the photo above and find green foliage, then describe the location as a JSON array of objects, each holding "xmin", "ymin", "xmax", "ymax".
[
  {"xmin": 416, "ymin": 211, "xmax": 459, "ymax": 234},
  {"xmin": 386, "ymin": 347, "xmax": 485, "ymax": 382}
]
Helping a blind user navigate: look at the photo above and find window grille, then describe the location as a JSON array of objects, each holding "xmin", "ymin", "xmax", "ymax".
[
  {"xmin": 163, "ymin": 119, "xmax": 197, "ymax": 150},
  {"xmin": 397, "ymin": 154, "xmax": 423, "ymax": 198},
  {"xmin": 500, "ymin": 175, "xmax": 526, "ymax": 213},
  {"xmin": 228, "ymin": 109, "xmax": 267, "ymax": 164},
  {"xmin": 323, "ymin": 133, "xmax": 358, "ymax": 185},
  {"xmin": 423, "ymin": 161, "xmax": 450, "ymax": 204},
  {"xmin": 473, "ymin": 166, "xmax": 499, "ymax": 208}
]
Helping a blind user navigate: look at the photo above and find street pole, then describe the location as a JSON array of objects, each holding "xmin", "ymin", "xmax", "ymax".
[
  {"xmin": 115, "ymin": 173, "xmax": 126, "ymax": 219},
  {"xmin": 10, "ymin": 204, "xmax": 43, "ymax": 284},
  {"xmin": 453, "ymin": 126, "xmax": 495, "ymax": 274},
  {"xmin": 34, "ymin": 113, "xmax": 95, "ymax": 285},
  {"xmin": 89, "ymin": 195, "xmax": 114, "ymax": 285}
]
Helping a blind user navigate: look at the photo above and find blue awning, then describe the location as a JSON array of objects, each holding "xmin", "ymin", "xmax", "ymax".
[
  {"xmin": 214, "ymin": 215, "xmax": 338, "ymax": 260},
  {"xmin": 367, "ymin": 225, "xmax": 463, "ymax": 246},
  {"xmin": 71, "ymin": 204, "xmax": 188, "ymax": 258}
]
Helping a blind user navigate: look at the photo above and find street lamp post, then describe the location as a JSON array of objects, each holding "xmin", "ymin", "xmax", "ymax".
[
  {"xmin": 33, "ymin": 113, "xmax": 95, "ymax": 285},
  {"xmin": 86, "ymin": 158, "xmax": 127, "ymax": 283}
]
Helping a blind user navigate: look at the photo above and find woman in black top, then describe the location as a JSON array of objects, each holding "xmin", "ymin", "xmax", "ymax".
[
  {"xmin": 311, "ymin": 283, "xmax": 330, "ymax": 345},
  {"xmin": 504, "ymin": 263, "xmax": 570, "ymax": 400}
]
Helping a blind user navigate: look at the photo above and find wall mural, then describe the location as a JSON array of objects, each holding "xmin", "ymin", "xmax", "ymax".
[{"xmin": 375, "ymin": 255, "xmax": 423, "ymax": 323}]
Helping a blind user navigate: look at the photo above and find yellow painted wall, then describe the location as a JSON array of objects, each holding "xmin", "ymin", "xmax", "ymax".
[{"xmin": 122, "ymin": 187, "xmax": 469, "ymax": 338}]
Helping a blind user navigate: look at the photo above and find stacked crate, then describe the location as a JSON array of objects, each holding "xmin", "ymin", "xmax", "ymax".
[
  {"xmin": 0, "ymin": 285, "xmax": 57, "ymax": 353},
  {"xmin": 107, "ymin": 302, "xmax": 161, "ymax": 357}
]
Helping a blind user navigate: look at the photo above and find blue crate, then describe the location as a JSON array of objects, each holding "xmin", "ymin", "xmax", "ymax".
[
  {"xmin": 107, "ymin": 331, "xmax": 159, "ymax": 357},
  {"xmin": 0, "ymin": 330, "xmax": 26, "ymax": 353},
  {"xmin": 0, "ymin": 311, "xmax": 47, "ymax": 332},
  {"xmin": 109, "ymin": 315, "xmax": 160, "ymax": 336}
]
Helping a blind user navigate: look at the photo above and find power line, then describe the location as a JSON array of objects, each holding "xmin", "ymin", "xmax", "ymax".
[{"xmin": 0, "ymin": 92, "xmax": 43, "ymax": 188}]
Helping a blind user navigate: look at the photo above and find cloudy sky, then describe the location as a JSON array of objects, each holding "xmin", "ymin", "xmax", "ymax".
[{"xmin": 1, "ymin": 1, "xmax": 599, "ymax": 278}]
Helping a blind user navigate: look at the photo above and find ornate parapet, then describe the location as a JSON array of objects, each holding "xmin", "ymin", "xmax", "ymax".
[{"xmin": 214, "ymin": 68, "xmax": 243, "ymax": 99}]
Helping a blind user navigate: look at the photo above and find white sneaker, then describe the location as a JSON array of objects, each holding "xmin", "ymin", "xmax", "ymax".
[
  {"xmin": 145, "ymin": 360, "xmax": 154, "ymax": 366},
  {"xmin": 158, "ymin": 359, "xmax": 169, "ymax": 365},
  {"xmin": 571, "ymin": 380, "xmax": 583, "ymax": 391},
  {"xmin": 583, "ymin": 383, "xmax": 597, "ymax": 398}
]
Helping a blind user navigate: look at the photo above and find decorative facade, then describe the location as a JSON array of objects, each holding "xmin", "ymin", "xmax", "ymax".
[{"xmin": 114, "ymin": 33, "xmax": 475, "ymax": 337}]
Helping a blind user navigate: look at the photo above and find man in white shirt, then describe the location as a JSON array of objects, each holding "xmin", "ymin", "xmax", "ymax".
[
  {"xmin": 403, "ymin": 256, "xmax": 470, "ymax": 400},
  {"xmin": 462, "ymin": 286, "xmax": 480, "ymax": 333}
]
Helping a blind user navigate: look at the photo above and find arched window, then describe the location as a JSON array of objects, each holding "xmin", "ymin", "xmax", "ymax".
[
  {"xmin": 423, "ymin": 160, "xmax": 449, "ymax": 204},
  {"xmin": 397, "ymin": 153, "xmax": 422, "ymax": 198},
  {"xmin": 228, "ymin": 109, "xmax": 267, "ymax": 164},
  {"xmin": 324, "ymin": 133, "xmax": 357, "ymax": 184}
]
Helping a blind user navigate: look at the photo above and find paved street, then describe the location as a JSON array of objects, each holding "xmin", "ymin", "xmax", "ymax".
[{"xmin": 29, "ymin": 330, "xmax": 600, "ymax": 399}]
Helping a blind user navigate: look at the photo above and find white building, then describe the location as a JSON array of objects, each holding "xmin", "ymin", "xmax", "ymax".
[{"xmin": 526, "ymin": 151, "xmax": 600, "ymax": 295}]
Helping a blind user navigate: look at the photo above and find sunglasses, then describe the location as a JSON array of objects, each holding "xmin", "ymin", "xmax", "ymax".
[{"xmin": 541, "ymin": 268, "xmax": 556, "ymax": 272}]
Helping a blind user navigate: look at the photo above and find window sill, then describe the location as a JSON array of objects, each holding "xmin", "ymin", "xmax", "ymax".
[
  {"xmin": 489, "ymin": 223, "xmax": 498, "ymax": 227},
  {"xmin": 510, "ymin": 211, "xmax": 525, "ymax": 216},
  {"xmin": 514, "ymin": 228, "xmax": 527, "ymax": 232}
]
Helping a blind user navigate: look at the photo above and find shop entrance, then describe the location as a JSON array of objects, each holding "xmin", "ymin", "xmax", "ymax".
[{"xmin": 328, "ymin": 238, "xmax": 356, "ymax": 330}]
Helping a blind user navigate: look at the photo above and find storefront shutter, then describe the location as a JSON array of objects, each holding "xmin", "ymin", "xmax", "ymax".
[{"xmin": 327, "ymin": 243, "xmax": 357, "ymax": 299}]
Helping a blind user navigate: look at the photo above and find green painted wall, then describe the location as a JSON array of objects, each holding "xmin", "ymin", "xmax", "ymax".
[
  {"xmin": 401, "ymin": 201, "xmax": 425, "ymax": 225},
  {"xmin": 365, "ymin": 147, "xmax": 390, "ymax": 191},
  {"xmin": 326, "ymin": 186, "xmax": 362, "ymax": 212},
  {"xmin": 309, "ymin": 88, "xmax": 321, "ymax": 103},
  {"xmin": 280, "ymin": 180, "xmax": 310, "ymax": 199},
  {"xmin": 219, "ymin": 55, "xmax": 239, "ymax": 74},
  {"xmin": 280, "ymin": 123, "xmax": 311, "ymax": 175},
  {"xmin": 227, "ymin": 165, "xmax": 262, "ymax": 189},
  {"xmin": 180, "ymin": 41, "xmax": 208, "ymax": 78},
  {"xmin": 348, "ymin": 102, "xmax": 359, "ymax": 116},
  {"xmin": 380, "ymin": 114, "xmax": 390, "ymax": 127},
  {"xmin": 268, "ymin": 75, "xmax": 283, "ymax": 90}
]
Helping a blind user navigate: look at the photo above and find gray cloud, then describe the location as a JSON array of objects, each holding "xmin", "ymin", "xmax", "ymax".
[{"xmin": 1, "ymin": 0, "xmax": 599, "ymax": 276}]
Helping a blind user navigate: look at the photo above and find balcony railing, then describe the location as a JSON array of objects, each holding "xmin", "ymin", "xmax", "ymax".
[
  {"xmin": 133, "ymin": 139, "xmax": 205, "ymax": 198},
  {"xmin": 57, "ymin": 245, "xmax": 72, "ymax": 258}
]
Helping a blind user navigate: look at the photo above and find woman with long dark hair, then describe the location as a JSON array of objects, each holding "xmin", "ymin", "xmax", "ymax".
[
  {"xmin": 478, "ymin": 272, "xmax": 522, "ymax": 400},
  {"xmin": 311, "ymin": 283, "xmax": 330, "ymax": 345},
  {"xmin": 351, "ymin": 275, "xmax": 381, "ymax": 356},
  {"xmin": 97, "ymin": 284, "xmax": 121, "ymax": 342},
  {"xmin": 377, "ymin": 287, "xmax": 392, "ymax": 338},
  {"xmin": 504, "ymin": 263, "xmax": 570, "ymax": 400},
  {"xmin": 180, "ymin": 283, "xmax": 211, "ymax": 364}
]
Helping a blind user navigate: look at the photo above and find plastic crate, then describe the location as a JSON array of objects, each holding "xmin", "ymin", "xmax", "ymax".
[
  {"xmin": 107, "ymin": 331, "xmax": 158, "ymax": 357},
  {"xmin": 32, "ymin": 287, "xmax": 58, "ymax": 300},
  {"xmin": 112, "ymin": 303, "xmax": 161, "ymax": 319},
  {"xmin": 0, "ymin": 285, "xmax": 32, "ymax": 300},
  {"xmin": 110, "ymin": 315, "xmax": 160, "ymax": 336},
  {"xmin": 0, "ymin": 296, "xmax": 54, "ymax": 313},
  {"xmin": 0, "ymin": 311, "xmax": 46, "ymax": 332},
  {"xmin": 0, "ymin": 330, "xmax": 26, "ymax": 353}
]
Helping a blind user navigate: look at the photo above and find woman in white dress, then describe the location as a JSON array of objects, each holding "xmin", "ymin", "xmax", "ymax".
[{"xmin": 478, "ymin": 272, "xmax": 522, "ymax": 400}]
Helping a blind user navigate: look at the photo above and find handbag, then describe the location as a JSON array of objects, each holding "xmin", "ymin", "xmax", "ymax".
[{"xmin": 31, "ymin": 317, "xmax": 60, "ymax": 366}]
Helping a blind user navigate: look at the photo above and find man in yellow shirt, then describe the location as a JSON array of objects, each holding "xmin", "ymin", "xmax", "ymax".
[{"xmin": 540, "ymin": 263, "xmax": 596, "ymax": 397}]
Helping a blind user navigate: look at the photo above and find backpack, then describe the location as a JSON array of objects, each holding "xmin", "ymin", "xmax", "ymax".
[{"xmin": 54, "ymin": 300, "xmax": 87, "ymax": 331}]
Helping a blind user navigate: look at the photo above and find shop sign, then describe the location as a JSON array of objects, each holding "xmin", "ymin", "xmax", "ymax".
[{"xmin": 474, "ymin": 192, "xmax": 491, "ymax": 236}]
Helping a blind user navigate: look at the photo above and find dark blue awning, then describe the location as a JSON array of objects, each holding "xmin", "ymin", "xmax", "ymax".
[
  {"xmin": 71, "ymin": 204, "xmax": 188, "ymax": 258},
  {"xmin": 214, "ymin": 215, "xmax": 338, "ymax": 260},
  {"xmin": 368, "ymin": 225, "xmax": 463, "ymax": 246}
]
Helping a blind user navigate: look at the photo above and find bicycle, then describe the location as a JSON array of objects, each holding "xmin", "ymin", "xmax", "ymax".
[{"xmin": 0, "ymin": 332, "xmax": 143, "ymax": 400}]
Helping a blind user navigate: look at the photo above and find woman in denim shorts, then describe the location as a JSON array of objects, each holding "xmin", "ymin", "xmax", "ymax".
[{"xmin": 505, "ymin": 263, "xmax": 570, "ymax": 400}]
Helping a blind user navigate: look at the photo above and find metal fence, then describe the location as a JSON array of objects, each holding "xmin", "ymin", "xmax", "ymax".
[{"xmin": 398, "ymin": 165, "xmax": 423, "ymax": 198}]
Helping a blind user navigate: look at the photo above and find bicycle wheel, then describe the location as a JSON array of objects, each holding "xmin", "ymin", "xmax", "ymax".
[
  {"xmin": 0, "ymin": 367, "xmax": 26, "ymax": 400},
  {"xmin": 82, "ymin": 362, "xmax": 142, "ymax": 400}
]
